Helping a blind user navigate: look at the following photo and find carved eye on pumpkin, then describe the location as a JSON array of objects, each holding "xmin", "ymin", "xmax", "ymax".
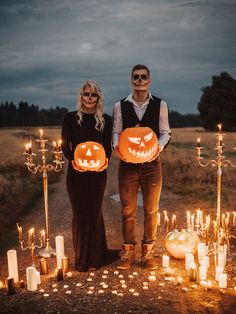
[
  {"xmin": 74, "ymin": 141, "xmax": 106, "ymax": 171},
  {"xmin": 118, "ymin": 127, "xmax": 158, "ymax": 163}
]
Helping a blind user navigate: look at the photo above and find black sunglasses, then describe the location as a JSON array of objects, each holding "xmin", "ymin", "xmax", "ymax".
[
  {"xmin": 82, "ymin": 92, "xmax": 98, "ymax": 98},
  {"xmin": 132, "ymin": 74, "xmax": 149, "ymax": 81}
]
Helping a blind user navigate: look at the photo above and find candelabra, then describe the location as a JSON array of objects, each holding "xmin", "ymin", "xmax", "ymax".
[
  {"xmin": 23, "ymin": 129, "xmax": 64, "ymax": 257},
  {"xmin": 17, "ymin": 224, "xmax": 43, "ymax": 266},
  {"xmin": 196, "ymin": 124, "xmax": 236, "ymax": 230}
]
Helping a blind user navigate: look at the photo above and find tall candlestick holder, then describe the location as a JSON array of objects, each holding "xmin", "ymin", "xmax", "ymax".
[
  {"xmin": 196, "ymin": 124, "xmax": 236, "ymax": 230},
  {"xmin": 23, "ymin": 129, "xmax": 64, "ymax": 257},
  {"xmin": 17, "ymin": 224, "xmax": 43, "ymax": 267}
]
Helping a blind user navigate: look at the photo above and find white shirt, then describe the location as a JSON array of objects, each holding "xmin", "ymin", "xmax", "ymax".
[{"xmin": 112, "ymin": 93, "xmax": 171, "ymax": 151}]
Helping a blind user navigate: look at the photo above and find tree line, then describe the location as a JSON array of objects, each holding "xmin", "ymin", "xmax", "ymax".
[{"xmin": 0, "ymin": 101, "xmax": 202, "ymax": 128}]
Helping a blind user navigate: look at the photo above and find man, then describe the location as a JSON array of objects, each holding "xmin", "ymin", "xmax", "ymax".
[{"xmin": 112, "ymin": 64, "xmax": 171, "ymax": 270}]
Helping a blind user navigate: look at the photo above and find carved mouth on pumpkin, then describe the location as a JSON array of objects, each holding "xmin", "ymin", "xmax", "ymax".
[
  {"xmin": 127, "ymin": 144, "xmax": 157, "ymax": 159},
  {"xmin": 77, "ymin": 159, "xmax": 101, "ymax": 168}
]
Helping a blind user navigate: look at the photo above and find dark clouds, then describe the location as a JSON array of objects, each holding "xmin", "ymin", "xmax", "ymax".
[{"xmin": 0, "ymin": 0, "xmax": 235, "ymax": 114}]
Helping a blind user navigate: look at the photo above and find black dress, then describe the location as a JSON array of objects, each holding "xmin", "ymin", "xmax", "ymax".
[{"xmin": 61, "ymin": 111, "xmax": 112, "ymax": 272}]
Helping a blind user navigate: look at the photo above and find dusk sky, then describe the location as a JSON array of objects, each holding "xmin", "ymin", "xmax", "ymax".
[{"xmin": 0, "ymin": 0, "xmax": 235, "ymax": 114}]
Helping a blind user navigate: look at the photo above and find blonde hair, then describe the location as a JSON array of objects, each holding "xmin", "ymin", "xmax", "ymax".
[{"xmin": 76, "ymin": 80, "xmax": 105, "ymax": 131}]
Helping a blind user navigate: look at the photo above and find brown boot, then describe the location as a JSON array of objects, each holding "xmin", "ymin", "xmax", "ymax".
[
  {"xmin": 142, "ymin": 243, "xmax": 158, "ymax": 270},
  {"xmin": 117, "ymin": 244, "xmax": 135, "ymax": 270}
]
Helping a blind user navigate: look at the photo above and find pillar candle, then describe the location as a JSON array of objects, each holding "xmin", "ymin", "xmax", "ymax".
[
  {"xmin": 218, "ymin": 273, "xmax": 227, "ymax": 289},
  {"xmin": 199, "ymin": 266, "xmax": 207, "ymax": 281},
  {"xmin": 197, "ymin": 243, "xmax": 206, "ymax": 263},
  {"xmin": 62, "ymin": 256, "xmax": 69, "ymax": 273},
  {"xmin": 55, "ymin": 235, "xmax": 64, "ymax": 267},
  {"xmin": 7, "ymin": 250, "xmax": 19, "ymax": 283},
  {"xmin": 218, "ymin": 252, "xmax": 225, "ymax": 268},
  {"xmin": 36, "ymin": 271, "xmax": 41, "ymax": 285},
  {"xmin": 215, "ymin": 266, "xmax": 224, "ymax": 281},
  {"xmin": 6, "ymin": 277, "xmax": 16, "ymax": 295},
  {"xmin": 200, "ymin": 256, "xmax": 209, "ymax": 269},
  {"xmin": 162, "ymin": 255, "xmax": 169, "ymax": 268},
  {"xmin": 40, "ymin": 258, "xmax": 48, "ymax": 275},
  {"xmin": 185, "ymin": 253, "xmax": 194, "ymax": 271},
  {"xmin": 56, "ymin": 267, "xmax": 64, "ymax": 281},
  {"xmin": 26, "ymin": 266, "xmax": 37, "ymax": 291},
  {"xmin": 189, "ymin": 262, "xmax": 197, "ymax": 282}
]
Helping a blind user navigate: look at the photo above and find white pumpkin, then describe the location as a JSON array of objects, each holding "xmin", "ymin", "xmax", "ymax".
[{"xmin": 164, "ymin": 229, "xmax": 200, "ymax": 259}]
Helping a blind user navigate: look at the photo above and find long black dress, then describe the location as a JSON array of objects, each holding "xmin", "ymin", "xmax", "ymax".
[{"xmin": 61, "ymin": 111, "xmax": 112, "ymax": 272}]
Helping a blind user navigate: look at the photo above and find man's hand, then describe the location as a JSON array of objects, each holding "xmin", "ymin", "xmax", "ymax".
[
  {"xmin": 113, "ymin": 145, "xmax": 128, "ymax": 162},
  {"xmin": 71, "ymin": 160, "xmax": 87, "ymax": 172}
]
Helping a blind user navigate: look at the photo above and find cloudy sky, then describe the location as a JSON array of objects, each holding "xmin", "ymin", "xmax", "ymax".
[{"xmin": 0, "ymin": 0, "xmax": 235, "ymax": 114}]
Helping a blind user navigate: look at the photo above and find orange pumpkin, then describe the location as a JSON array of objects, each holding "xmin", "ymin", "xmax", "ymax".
[
  {"xmin": 117, "ymin": 127, "xmax": 158, "ymax": 163},
  {"xmin": 74, "ymin": 141, "xmax": 107, "ymax": 171}
]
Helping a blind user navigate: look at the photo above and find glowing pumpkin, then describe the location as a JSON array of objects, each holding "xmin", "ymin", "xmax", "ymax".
[
  {"xmin": 117, "ymin": 127, "xmax": 158, "ymax": 163},
  {"xmin": 164, "ymin": 229, "xmax": 200, "ymax": 259},
  {"xmin": 74, "ymin": 141, "xmax": 108, "ymax": 172}
]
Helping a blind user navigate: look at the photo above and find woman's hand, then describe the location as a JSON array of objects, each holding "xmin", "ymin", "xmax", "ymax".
[{"xmin": 96, "ymin": 158, "xmax": 109, "ymax": 172}]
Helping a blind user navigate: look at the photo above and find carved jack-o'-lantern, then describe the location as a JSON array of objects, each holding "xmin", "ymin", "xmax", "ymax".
[
  {"xmin": 74, "ymin": 141, "xmax": 107, "ymax": 171},
  {"xmin": 164, "ymin": 229, "xmax": 200, "ymax": 259},
  {"xmin": 117, "ymin": 127, "xmax": 158, "ymax": 163}
]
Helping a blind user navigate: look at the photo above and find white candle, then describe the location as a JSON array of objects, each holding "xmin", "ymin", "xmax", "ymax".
[
  {"xmin": 218, "ymin": 273, "xmax": 227, "ymax": 289},
  {"xmin": 218, "ymin": 252, "xmax": 225, "ymax": 268},
  {"xmin": 215, "ymin": 266, "xmax": 224, "ymax": 281},
  {"xmin": 26, "ymin": 266, "xmax": 37, "ymax": 291},
  {"xmin": 55, "ymin": 235, "xmax": 64, "ymax": 267},
  {"xmin": 233, "ymin": 212, "xmax": 236, "ymax": 227},
  {"xmin": 185, "ymin": 253, "xmax": 194, "ymax": 271},
  {"xmin": 186, "ymin": 211, "xmax": 191, "ymax": 230},
  {"xmin": 200, "ymin": 256, "xmax": 209, "ymax": 269},
  {"xmin": 199, "ymin": 266, "xmax": 207, "ymax": 281},
  {"xmin": 197, "ymin": 243, "xmax": 206, "ymax": 263},
  {"xmin": 7, "ymin": 250, "xmax": 19, "ymax": 283},
  {"xmin": 36, "ymin": 271, "xmax": 41, "ymax": 285},
  {"xmin": 162, "ymin": 255, "xmax": 169, "ymax": 268}
]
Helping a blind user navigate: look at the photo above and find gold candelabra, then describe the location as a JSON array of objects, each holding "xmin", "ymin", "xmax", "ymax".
[
  {"xmin": 17, "ymin": 224, "xmax": 44, "ymax": 266},
  {"xmin": 23, "ymin": 129, "xmax": 64, "ymax": 257},
  {"xmin": 196, "ymin": 124, "xmax": 236, "ymax": 230}
]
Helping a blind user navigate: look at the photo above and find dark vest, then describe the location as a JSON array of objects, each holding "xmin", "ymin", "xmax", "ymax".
[{"xmin": 120, "ymin": 96, "xmax": 161, "ymax": 138}]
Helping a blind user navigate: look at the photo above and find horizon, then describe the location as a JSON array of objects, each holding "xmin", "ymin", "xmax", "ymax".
[{"xmin": 0, "ymin": 1, "xmax": 235, "ymax": 115}]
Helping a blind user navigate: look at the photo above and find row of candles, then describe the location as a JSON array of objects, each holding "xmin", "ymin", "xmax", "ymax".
[
  {"xmin": 24, "ymin": 130, "xmax": 62, "ymax": 155},
  {"xmin": 0, "ymin": 235, "xmax": 70, "ymax": 294},
  {"xmin": 196, "ymin": 123, "xmax": 226, "ymax": 150}
]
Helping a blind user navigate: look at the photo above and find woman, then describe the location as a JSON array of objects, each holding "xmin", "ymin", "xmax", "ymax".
[{"xmin": 61, "ymin": 80, "xmax": 112, "ymax": 272}]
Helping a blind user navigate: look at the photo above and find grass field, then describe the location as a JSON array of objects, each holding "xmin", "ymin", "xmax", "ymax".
[{"xmin": 0, "ymin": 126, "xmax": 236, "ymax": 251}]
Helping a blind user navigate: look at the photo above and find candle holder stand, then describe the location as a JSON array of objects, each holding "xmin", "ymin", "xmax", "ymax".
[
  {"xmin": 196, "ymin": 126, "xmax": 236, "ymax": 230},
  {"xmin": 18, "ymin": 233, "xmax": 43, "ymax": 267},
  {"xmin": 23, "ymin": 132, "xmax": 64, "ymax": 257}
]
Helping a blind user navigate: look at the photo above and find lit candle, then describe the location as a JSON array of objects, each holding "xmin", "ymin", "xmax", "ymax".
[
  {"xmin": 219, "ymin": 135, "xmax": 223, "ymax": 147},
  {"xmin": 148, "ymin": 275, "xmax": 156, "ymax": 282},
  {"xmin": 218, "ymin": 273, "xmax": 227, "ymax": 289},
  {"xmin": 39, "ymin": 129, "xmax": 43, "ymax": 139},
  {"xmin": 186, "ymin": 211, "xmax": 191, "ymax": 230},
  {"xmin": 25, "ymin": 143, "xmax": 29, "ymax": 154},
  {"xmin": 197, "ymin": 243, "xmax": 206, "ymax": 263},
  {"xmin": 26, "ymin": 266, "xmax": 37, "ymax": 291},
  {"xmin": 185, "ymin": 253, "xmax": 194, "ymax": 271},
  {"xmin": 0, "ymin": 281, "xmax": 4, "ymax": 290},
  {"xmin": 36, "ymin": 271, "xmax": 41, "ymax": 285},
  {"xmin": 197, "ymin": 138, "xmax": 201, "ymax": 147},
  {"xmin": 40, "ymin": 230, "xmax": 46, "ymax": 247},
  {"xmin": 177, "ymin": 276, "xmax": 183, "ymax": 285},
  {"xmin": 162, "ymin": 255, "xmax": 169, "ymax": 268},
  {"xmin": 62, "ymin": 256, "xmax": 69, "ymax": 273},
  {"xmin": 164, "ymin": 215, "xmax": 169, "ymax": 233},
  {"xmin": 233, "ymin": 212, "xmax": 236, "ymax": 227},
  {"xmin": 171, "ymin": 214, "xmax": 176, "ymax": 230},
  {"xmin": 218, "ymin": 124, "xmax": 222, "ymax": 133},
  {"xmin": 215, "ymin": 266, "xmax": 224, "ymax": 281},
  {"xmin": 28, "ymin": 141, "xmax": 32, "ymax": 154},
  {"xmin": 55, "ymin": 235, "xmax": 65, "ymax": 268},
  {"xmin": 207, "ymin": 280, "xmax": 212, "ymax": 290},
  {"xmin": 17, "ymin": 223, "xmax": 23, "ymax": 241},
  {"xmin": 218, "ymin": 252, "xmax": 225, "ymax": 268},
  {"xmin": 67, "ymin": 272, "xmax": 72, "ymax": 278},
  {"xmin": 40, "ymin": 258, "xmax": 48, "ymax": 275},
  {"xmin": 7, "ymin": 250, "xmax": 19, "ymax": 283},
  {"xmin": 6, "ymin": 277, "xmax": 16, "ymax": 295},
  {"xmin": 53, "ymin": 141, "xmax": 57, "ymax": 152},
  {"xmin": 28, "ymin": 228, "xmax": 35, "ymax": 247},
  {"xmin": 58, "ymin": 140, "xmax": 62, "ymax": 151},
  {"xmin": 199, "ymin": 266, "xmax": 207, "ymax": 281}
]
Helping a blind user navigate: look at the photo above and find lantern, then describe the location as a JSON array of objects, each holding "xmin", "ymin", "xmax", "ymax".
[
  {"xmin": 164, "ymin": 229, "xmax": 200, "ymax": 259},
  {"xmin": 117, "ymin": 127, "xmax": 159, "ymax": 163},
  {"xmin": 74, "ymin": 141, "xmax": 108, "ymax": 172}
]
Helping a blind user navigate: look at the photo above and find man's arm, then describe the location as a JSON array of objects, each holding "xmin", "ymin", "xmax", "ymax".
[
  {"xmin": 112, "ymin": 101, "xmax": 123, "ymax": 149},
  {"xmin": 158, "ymin": 100, "xmax": 171, "ymax": 152}
]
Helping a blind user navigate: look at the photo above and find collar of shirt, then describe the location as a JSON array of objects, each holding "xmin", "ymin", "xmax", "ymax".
[{"xmin": 124, "ymin": 92, "xmax": 153, "ymax": 108}]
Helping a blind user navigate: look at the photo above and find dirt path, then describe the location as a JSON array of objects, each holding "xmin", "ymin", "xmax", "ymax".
[{"xmin": 0, "ymin": 157, "xmax": 236, "ymax": 313}]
